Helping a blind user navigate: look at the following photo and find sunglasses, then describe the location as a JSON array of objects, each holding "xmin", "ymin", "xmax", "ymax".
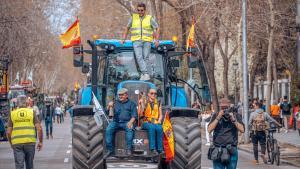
[
  {"xmin": 149, "ymin": 92, "xmax": 157, "ymax": 95},
  {"xmin": 118, "ymin": 93, "xmax": 126, "ymax": 96}
]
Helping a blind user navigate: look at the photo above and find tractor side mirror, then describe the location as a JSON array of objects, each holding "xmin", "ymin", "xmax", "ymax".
[
  {"xmin": 188, "ymin": 55, "xmax": 199, "ymax": 68},
  {"xmin": 170, "ymin": 59, "xmax": 180, "ymax": 67},
  {"xmin": 82, "ymin": 62, "xmax": 90, "ymax": 74},
  {"xmin": 73, "ymin": 45, "xmax": 83, "ymax": 67}
]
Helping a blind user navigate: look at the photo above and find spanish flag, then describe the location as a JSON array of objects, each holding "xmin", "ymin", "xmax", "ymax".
[
  {"xmin": 186, "ymin": 19, "xmax": 195, "ymax": 51},
  {"xmin": 59, "ymin": 19, "xmax": 81, "ymax": 49},
  {"xmin": 163, "ymin": 111, "xmax": 175, "ymax": 162}
]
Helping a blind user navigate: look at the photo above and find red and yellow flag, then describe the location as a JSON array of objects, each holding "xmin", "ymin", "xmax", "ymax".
[
  {"xmin": 163, "ymin": 111, "xmax": 175, "ymax": 162},
  {"xmin": 59, "ymin": 19, "xmax": 81, "ymax": 49},
  {"xmin": 186, "ymin": 19, "xmax": 195, "ymax": 51}
]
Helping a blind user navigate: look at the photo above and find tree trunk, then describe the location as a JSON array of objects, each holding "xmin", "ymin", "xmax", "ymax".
[
  {"xmin": 179, "ymin": 12, "xmax": 188, "ymax": 47},
  {"xmin": 223, "ymin": 57, "xmax": 229, "ymax": 98},
  {"xmin": 249, "ymin": 42, "xmax": 262, "ymax": 99},
  {"xmin": 157, "ymin": 0, "xmax": 164, "ymax": 39},
  {"xmin": 272, "ymin": 56, "xmax": 279, "ymax": 103},
  {"xmin": 266, "ymin": 0, "xmax": 275, "ymax": 114},
  {"xmin": 206, "ymin": 40, "xmax": 219, "ymax": 112}
]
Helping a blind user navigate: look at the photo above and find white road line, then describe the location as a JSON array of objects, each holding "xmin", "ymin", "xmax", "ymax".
[
  {"xmin": 68, "ymin": 144, "xmax": 72, "ymax": 148},
  {"xmin": 66, "ymin": 150, "xmax": 71, "ymax": 154},
  {"xmin": 64, "ymin": 158, "xmax": 69, "ymax": 163}
]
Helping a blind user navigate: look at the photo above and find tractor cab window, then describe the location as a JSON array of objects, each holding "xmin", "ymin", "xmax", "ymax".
[{"xmin": 107, "ymin": 52, "xmax": 164, "ymax": 83}]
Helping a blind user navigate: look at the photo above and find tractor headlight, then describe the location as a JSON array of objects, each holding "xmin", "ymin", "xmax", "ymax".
[{"xmin": 100, "ymin": 44, "xmax": 116, "ymax": 51}]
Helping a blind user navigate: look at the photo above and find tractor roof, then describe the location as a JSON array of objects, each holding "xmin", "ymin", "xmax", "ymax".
[{"xmin": 94, "ymin": 39, "xmax": 175, "ymax": 49}]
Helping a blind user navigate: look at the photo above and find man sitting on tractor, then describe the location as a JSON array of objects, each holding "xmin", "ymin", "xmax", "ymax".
[
  {"xmin": 139, "ymin": 88, "xmax": 163, "ymax": 154},
  {"xmin": 106, "ymin": 88, "xmax": 137, "ymax": 156}
]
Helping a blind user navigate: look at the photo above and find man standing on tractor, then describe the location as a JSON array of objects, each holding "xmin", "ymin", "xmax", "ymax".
[
  {"xmin": 121, "ymin": 2, "xmax": 160, "ymax": 81},
  {"xmin": 139, "ymin": 88, "xmax": 163, "ymax": 155},
  {"xmin": 208, "ymin": 98, "xmax": 245, "ymax": 169},
  {"xmin": 249, "ymin": 102, "xmax": 281, "ymax": 165},
  {"xmin": 106, "ymin": 88, "xmax": 137, "ymax": 156},
  {"xmin": 6, "ymin": 95, "xmax": 43, "ymax": 169}
]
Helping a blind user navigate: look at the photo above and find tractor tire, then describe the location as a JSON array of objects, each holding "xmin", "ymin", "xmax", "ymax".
[
  {"xmin": 170, "ymin": 117, "xmax": 202, "ymax": 169},
  {"xmin": 72, "ymin": 116, "xmax": 104, "ymax": 169}
]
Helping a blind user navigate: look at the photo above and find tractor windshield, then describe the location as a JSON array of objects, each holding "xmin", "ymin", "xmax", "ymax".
[{"xmin": 107, "ymin": 51, "xmax": 164, "ymax": 83}]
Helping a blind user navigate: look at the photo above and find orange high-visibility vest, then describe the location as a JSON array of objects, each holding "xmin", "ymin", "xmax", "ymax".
[{"xmin": 144, "ymin": 99, "xmax": 159, "ymax": 124}]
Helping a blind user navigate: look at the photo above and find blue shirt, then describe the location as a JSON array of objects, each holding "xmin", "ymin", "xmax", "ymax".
[{"xmin": 113, "ymin": 99, "xmax": 137, "ymax": 123}]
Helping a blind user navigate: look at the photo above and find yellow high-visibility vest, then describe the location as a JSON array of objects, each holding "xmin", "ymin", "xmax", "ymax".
[
  {"xmin": 131, "ymin": 14, "xmax": 154, "ymax": 42},
  {"xmin": 11, "ymin": 108, "xmax": 36, "ymax": 145}
]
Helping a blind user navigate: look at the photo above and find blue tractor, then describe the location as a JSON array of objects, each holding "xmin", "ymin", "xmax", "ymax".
[{"xmin": 71, "ymin": 39, "xmax": 210, "ymax": 169}]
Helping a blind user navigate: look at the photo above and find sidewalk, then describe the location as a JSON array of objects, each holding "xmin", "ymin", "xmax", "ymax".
[
  {"xmin": 273, "ymin": 130, "xmax": 300, "ymax": 147},
  {"xmin": 238, "ymin": 130, "xmax": 300, "ymax": 167}
]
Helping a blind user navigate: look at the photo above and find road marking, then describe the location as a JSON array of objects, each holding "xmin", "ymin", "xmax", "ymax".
[
  {"xmin": 68, "ymin": 144, "xmax": 72, "ymax": 148},
  {"xmin": 107, "ymin": 163, "xmax": 157, "ymax": 169},
  {"xmin": 66, "ymin": 150, "xmax": 71, "ymax": 154},
  {"xmin": 64, "ymin": 158, "xmax": 69, "ymax": 163}
]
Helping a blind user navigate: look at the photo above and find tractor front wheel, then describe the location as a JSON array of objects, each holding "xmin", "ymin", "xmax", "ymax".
[
  {"xmin": 170, "ymin": 117, "xmax": 202, "ymax": 169},
  {"xmin": 72, "ymin": 116, "xmax": 104, "ymax": 169}
]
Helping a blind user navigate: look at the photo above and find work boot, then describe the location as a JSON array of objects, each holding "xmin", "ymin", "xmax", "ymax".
[
  {"xmin": 126, "ymin": 149, "xmax": 132, "ymax": 156},
  {"xmin": 143, "ymin": 74, "xmax": 150, "ymax": 81},
  {"xmin": 150, "ymin": 149, "xmax": 158, "ymax": 156},
  {"xmin": 140, "ymin": 74, "xmax": 145, "ymax": 80},
  {"xmin": 252, "ymin": 160, "xmax": 259, "ymax": 165}
]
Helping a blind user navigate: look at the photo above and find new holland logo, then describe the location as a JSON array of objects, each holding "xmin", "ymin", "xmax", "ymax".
[{"xmin": 133, "ymin": 139, "xmax": 149, "ymax": 145}]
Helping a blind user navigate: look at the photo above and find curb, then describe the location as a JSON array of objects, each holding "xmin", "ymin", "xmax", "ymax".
[{"xmin": 238, "ymin": 146, "xmax": 300, "ymax": 168}]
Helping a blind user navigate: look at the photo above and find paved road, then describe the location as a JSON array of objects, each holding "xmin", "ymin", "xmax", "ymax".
[{"xmin": 0, "ymin": 116, "xmax": 299, "ymax": 169}]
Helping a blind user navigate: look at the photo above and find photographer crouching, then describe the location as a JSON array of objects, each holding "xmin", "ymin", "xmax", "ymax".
[{"xmin": 208, "ymin": 98, "xmax": 245, "ymax": 169}]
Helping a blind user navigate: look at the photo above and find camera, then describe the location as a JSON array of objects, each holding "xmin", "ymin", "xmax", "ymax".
[{"xmin": 223, "ymin": 106, "xmax": 237, "ymax": 119}]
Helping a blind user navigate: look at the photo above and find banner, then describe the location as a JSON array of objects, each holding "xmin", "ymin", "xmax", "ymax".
[{"xmin": 59, "ymin": 19, "xmax": 81, "ymax": 49}]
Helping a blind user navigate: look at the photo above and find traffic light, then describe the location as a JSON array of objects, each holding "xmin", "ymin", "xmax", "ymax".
[{"xmin": 73, "ymin": 45, "xmax": 83, "ymax": 67}]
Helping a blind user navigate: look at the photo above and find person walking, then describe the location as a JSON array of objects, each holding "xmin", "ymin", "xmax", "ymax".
[
  {"xmin": 105, "ymin": 88, "xmax": 137, "ymax": 156},
  {"xmin": 121, "ymin": 2, "xmax": 160, "ymax": 80},
  {"xmin": 139, "ymin": 88, "xmax": 163, "ymax": 154},
  {"xmin": 249, "ymin": 102, "xmax": 281, "ymax": 164},
  {"xmin": 202, "ymin": 103, "xmax": 213, "ymax": 146},
  {"xmin": 208, "ymin": 98, "xmax": 244, "ymax": 169},
  {"xmin": 280, "ymin": 96, "xmax": 292, "ymax": 133},
  {"xmin": 6, "ymin": 95, "xmax": 43, "ymax": 169},
  {"xmin": 55, "ymin": 104, "xmax": 62, "ymax": 124},
  {"xmin": 44, "ymin": 101, "xmax": 54, "ymax": 139}
]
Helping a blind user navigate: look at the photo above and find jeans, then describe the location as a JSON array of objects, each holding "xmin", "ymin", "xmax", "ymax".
[
  {"xmin": 105, "ymin": 121, "xmax": 134, "ymax": 151},
  {"xmin": 13, "ymin": 144, "xmax": 35, "ymax": 169},
  {"xmin": 142, "ymin": 122, "xmax": 163, "ymax": 151},
  {"xmin": 133, "ymin": 41, "xmax": 151, "ymax": 74},
  {"xmin": 251, "ymin": 131, "xmax": 266, "ymax": 160},
  {"xmin": 45, "ymin": 116, "xmax": 53, "ymax": 136},
  {"xmin": 213, "ymin": 147, "xmax": 238, "ymax": 169}
]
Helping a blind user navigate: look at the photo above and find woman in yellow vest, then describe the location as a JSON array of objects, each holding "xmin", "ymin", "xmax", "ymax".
[
  {"xmin": 121, "ymin": 2, "xmax": 160, "ymax": 81},
  {"xmin": 139, "ymin": 88, "xmax": 163, "ymax": 154},
  {"xmin": 6, "ymin": 95, "xmax": 43, "ymax": 169}
]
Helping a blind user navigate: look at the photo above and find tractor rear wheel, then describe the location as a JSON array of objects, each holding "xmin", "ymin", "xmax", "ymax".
[
  {"xmin": 72, "ymin": 116, "xmax": 104, "ymax": 169},
  {"xmin": 170, "ymin": 117, "xmax": 202, "ymax": 169}
]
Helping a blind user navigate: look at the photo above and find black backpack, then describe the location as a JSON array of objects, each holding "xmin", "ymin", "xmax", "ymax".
[{"xmin": 281, "ymin": 102, "xmax": 290, "ymax": 112}]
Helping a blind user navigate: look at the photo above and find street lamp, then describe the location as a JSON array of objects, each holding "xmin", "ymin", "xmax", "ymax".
[{"xmin": 232, "ymin": 59, "xmax": 239, "ymax": 105}]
